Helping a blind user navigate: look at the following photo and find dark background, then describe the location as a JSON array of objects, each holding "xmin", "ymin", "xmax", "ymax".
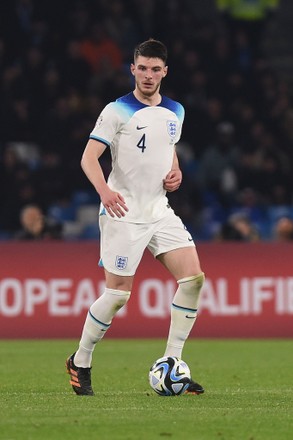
[{"xmin": 1, "ymin": 0, "xmax": 292, "ymax": 241}]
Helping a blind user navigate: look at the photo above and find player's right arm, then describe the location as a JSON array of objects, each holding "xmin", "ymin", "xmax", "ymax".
[{"xmin": 81, "ymin": 139, "xmax": 128, "ymax": 218}]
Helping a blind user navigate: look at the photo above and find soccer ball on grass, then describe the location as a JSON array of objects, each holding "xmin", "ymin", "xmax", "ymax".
[{"xmin": 149, "ymin": 356, "xmax": 191, "ymax": 396}]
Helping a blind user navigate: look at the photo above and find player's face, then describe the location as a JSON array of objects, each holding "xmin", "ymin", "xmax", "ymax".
[{"xmin": 131, "ymin": 56, "xmax": 168, "ymax": 98}]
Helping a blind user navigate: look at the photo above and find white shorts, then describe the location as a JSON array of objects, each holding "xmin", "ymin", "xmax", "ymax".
[{"xmin": 99, "ymin": 211, "xmax": 195, "ymax": 276}]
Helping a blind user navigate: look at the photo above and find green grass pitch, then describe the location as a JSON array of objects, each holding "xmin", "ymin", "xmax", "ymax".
[{"xmin": 0, "ymin": 339, "xmax": 292, "ymax": 440}]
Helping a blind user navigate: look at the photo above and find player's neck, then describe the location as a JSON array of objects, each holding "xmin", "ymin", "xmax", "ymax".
[{"xmin": 133, "ymin": 89, "xmax": 162, "ymax": 106}]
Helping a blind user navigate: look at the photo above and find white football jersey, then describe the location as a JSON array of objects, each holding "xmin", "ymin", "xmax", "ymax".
[{"xmin": 90, "ymin": 92, "xmax": 185, "ymax": 223}]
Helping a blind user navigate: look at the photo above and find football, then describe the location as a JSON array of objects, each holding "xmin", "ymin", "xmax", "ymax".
[{"xmin": 149, "ymin": 356, "xmax": 191, "ymax": 396}]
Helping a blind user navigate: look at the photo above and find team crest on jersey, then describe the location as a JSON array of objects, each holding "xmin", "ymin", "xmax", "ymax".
[
  {"xmin": 167, "ymin": 120, "xmax": 177, "ymax": 138},
  {"xmin": 115, "ymin": 255, "xmax": 128, "ymax": 270}
]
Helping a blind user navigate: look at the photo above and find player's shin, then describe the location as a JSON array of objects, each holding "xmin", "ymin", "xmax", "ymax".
[
  {"xmin": 164, "ymin": 273, "xmax": 205, "ymax": 358},
  {"xmin": 74, "ymin": 288, "xmax": 131, "ymax": 367}
]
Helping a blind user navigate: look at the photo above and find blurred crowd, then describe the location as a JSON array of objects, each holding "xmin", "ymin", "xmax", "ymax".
[{"xmin": 0, "ymin": 0, "xmax": 293, "ymax": 241}]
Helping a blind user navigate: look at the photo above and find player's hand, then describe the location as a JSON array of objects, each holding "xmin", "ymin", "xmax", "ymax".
[
  {"xmin": 163, "ymin": 169, "xmax": 182, "ymax": 192},
  {"xmin": 101, "ymin": 189, "xmax": 129, "ymax": 218}
]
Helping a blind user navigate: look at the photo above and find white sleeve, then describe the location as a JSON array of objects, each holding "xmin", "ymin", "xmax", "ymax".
[{"xmin": 90, "ymin": 103, "xmax": 121, "ymax": 146}]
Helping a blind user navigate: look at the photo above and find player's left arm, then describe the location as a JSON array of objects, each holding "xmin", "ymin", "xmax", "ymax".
[{"xmin": 163, "ymin": 150, "xmax": 182, "ymax": 192}]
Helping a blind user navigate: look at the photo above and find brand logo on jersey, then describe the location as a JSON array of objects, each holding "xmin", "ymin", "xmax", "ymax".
[
  {"xmin": 115, "ymin": 255, "xmax": 128, "ymax": 270},
  {"xmin": 136, "ymin": 125, "xmax": 147, "ymax": 130},
  {"xmin": 167, "ymin": 120, "xmax": 177, "ymax": 138}
]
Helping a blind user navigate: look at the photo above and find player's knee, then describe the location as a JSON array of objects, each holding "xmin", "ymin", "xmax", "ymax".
[
  {"xmin": 177, "ymin": 273, "xmax": 205, "ymax": 303},
  {"xmin": 105, "ymin": 288, "xmax": 131, "ymax": 310}
]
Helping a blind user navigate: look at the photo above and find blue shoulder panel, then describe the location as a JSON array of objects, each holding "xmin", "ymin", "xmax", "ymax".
[
  {"xmin": 160, "ymin": 95, "xmax": 185, "ymax": 123},
  {"xmin": 108, "ymin": 92, "xmax": 184, "ymax": 124},
  {"xmin": 115, "ymin": 92, "xmax": 146, "ymax": 119}
]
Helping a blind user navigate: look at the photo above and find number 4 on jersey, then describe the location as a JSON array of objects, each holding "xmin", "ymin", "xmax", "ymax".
[{"xmin": 137, "ymin": 134, "xmax": 146, "ymax": 153}]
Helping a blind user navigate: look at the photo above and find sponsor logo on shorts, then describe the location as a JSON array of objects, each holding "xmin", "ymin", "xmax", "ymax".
[
  {"xmin": 115, "ymin": 255, "xmax": 128, "ymax": 270},
  {"xmin": 183, "ymin": 224, "xmax": 193, "ymax": 241}
]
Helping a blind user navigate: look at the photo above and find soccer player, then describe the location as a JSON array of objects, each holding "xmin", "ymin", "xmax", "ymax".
[{"xmin": 66, "ymin": 39, "xmax": 205, "ymax": 396}]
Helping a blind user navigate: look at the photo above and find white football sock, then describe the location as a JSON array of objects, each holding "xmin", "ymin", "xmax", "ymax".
[
  {"xmin": 74, "ymin": 288, "xmax": 130, "ymax": 367},
  {"xmin": 164, "ymin": 273, "xmax": 205, "ymax": 359}
]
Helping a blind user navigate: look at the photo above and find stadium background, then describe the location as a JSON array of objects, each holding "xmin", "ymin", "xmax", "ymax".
[{"xmin": 0, "ymin": 0, "xmax": 293, "ymax": 338}]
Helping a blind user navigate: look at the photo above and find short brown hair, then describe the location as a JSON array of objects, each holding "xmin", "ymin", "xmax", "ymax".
[{"xmin": 134, "ymin": 39, "xmax": 168, "ymax": 64}]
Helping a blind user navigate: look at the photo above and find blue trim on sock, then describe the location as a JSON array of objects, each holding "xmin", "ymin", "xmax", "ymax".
[
  {"xmin": 172, "ymin": 303, "xmax": 197, "ymax": 313},
  {"xmin": 89, "ymin": 310, "xmax": 111, "ymax": 329}
]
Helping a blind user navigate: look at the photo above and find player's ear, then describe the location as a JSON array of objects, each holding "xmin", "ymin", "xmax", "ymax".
[
  {"xmin": 130, "ymin": 64, "xmax": 135, "ymax": 75},
  {"xmin": 163, "ymin": 66, "xmax": 168, "ymax": 77}
]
